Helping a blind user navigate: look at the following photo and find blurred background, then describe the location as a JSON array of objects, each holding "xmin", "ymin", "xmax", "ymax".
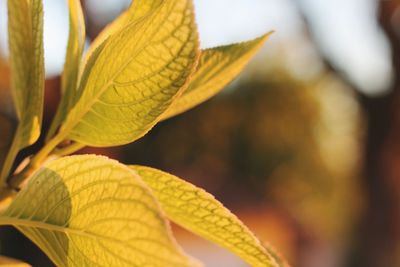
[{"xmin": 0, "ymin": 0, "xmax": 400, "ymax": 266}]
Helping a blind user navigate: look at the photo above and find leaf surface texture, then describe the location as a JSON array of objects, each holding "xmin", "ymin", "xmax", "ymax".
[
  {"xmin": 2, "ymin": 155, "xmax": 199, "ymax": 267},
  {"xmin": 7, "ymin": 0, "xmax": 44, "ymax": 147},
  {"xmin": 132, "ymin": 165, "xmax": 280, "ymax": 267},
  {"xmin": 162, "ymin": 33, "xmax": 271, "ymax": 120},
  {"xmin": 80, "ymin": 0, "xmax": 163, "ymax": 74},
  {"xmin": 61, "ymin": 0, "xmax": 199, "ymax": 146}
]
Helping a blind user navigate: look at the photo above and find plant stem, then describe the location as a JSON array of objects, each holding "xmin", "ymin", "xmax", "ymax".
[
  {"xmin": 32, "ymin": 133, "xmax": 64, "ymax": 169},
  {"xmin": 0, "ymin": 126, "xmax": 21, "ymax": 187},
  {"xmin": 53, "ymin": 142, "xmax": 85, "ymax": 157},
  {"xmin": 8, "ymin": 132, "xmax": 64, "ymax": 190}
]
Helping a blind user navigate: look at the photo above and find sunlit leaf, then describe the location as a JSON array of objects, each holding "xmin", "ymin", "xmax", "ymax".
[
  {"xmin": 0, "ymin": 255, "xmax": 30, "ymax": 267},
  {"xmin": 46, "ymin": 0, "xmax": 86, "ymax": 141},
  {"xmin": 59, "ymin": 0, "xmax": 200, "ymax": 146},
  {"xmin": 162, "ymin": 33, "xmax": 272, "ymax": 120},
  {"xmin": 80, "ymin": 0, "xmax": 163, "ymax": 77},
  {"xmin": 1, "ymin": 0, "xmax": 45, "ymax": 181},
  {"xmin": 131, "ymin": 165, "xmax": 281, "ymax": 267},
  {"xmin": 7, "ymin": 0, "xmax": 44, "ymax": 147},
  {"xmin": 1, "ymin": 155, "xmax": 200, "ymax": 267}
]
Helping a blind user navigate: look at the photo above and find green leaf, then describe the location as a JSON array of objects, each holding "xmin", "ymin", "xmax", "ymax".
[
  {"xmin": 0, "ymin": 255, "xmax": 31, "ymax": 267},
  {"xmin": 46, "ymin": 0, "xmax": 86, "ymax": 141},
  {"xmin": 65, "ymin": 0, "xmax": 163, "ymax": 141},
  {"xmin": 131, "ymin": 165, "xmax": 282, "ymax": 267},
  {"xmin": 161, "ymin": 33, "xmax": 272, "ymax": 120},
  {"xmin": 50, "ymin": 0, "xmax": 165, "ymax": 150},
  {"xmin": 7, "ymin": 0, "xmax": 44, "ymax": 147},
  {"xmin": 1, "ymin": 155, "xmax": 200, "ymax": 267},
  {"xmin": 58, "ymin": 0, "xmax": 200, "ymax": 147},
  {"xmin": 80, "ymin": 0, "xmax": 163, "ymax": 76},
  {"xmin": 1, "ymin": 0, "xmax": 45, "ymax": 182}
]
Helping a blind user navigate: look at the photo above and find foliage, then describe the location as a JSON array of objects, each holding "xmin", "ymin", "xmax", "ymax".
[{"xmin": 0, "ymin": 0, "xmax": 284, "ymax": 266}]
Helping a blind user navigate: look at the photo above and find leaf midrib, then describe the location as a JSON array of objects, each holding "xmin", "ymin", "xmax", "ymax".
[
  {"xmin": 61, "ymin": 4, "xmax": 167, "ymax": 137},
  {"xmin": 0, "ymin": 217, "xmax": 98, "ymax": 238},
  {"xmin": 0, "ymin": 216, "xmax": 188, "ymax": 264},
  {"xmin": 5, "ymin": 217, "xmax": 185, "ymax": 267}
]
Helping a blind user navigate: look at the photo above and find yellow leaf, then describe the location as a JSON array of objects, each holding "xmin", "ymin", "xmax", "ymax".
[
  {"xmin": 48, "ymin": 0, "xmax": 163, "ymax": 142},
  {"xmin": 1, "ymin": 155, "xmax": 201, "ymax": 267},
  {"xmin": 7, "ymin": 0, "xmax": 44, "ymax": 147},
  {"xmin": 80, "ymin": 0, "xmax": 163, "ymax": 78},
  {"xmin": 162, "ymin": 33, "xmax": 272, "ymax": 120},
  {"xmin": 1, "ymin": 0, "xmax": 45, "ymax": 182},
  {"xmin": 58, "ymin": 0, "xmax": 200, "ymax": 146},
  {"xmin": 46, "ymin": 0, "xmax": 86, "ymax": 141},
  {"xmin": 0, "ymin": 255, "xmax": 31, "ymax": 267},
  {"xmin": 131, "ymin": 165, "xmax": 283, "ymax": 267}
]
